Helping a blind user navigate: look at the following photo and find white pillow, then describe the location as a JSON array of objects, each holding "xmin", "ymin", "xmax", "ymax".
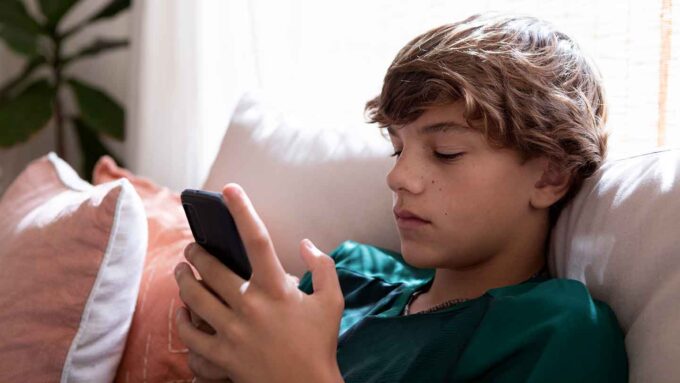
[
  {"xmin": 203, "ymin": 91, "xmax": 399, "ymax": 277},
  {"xmin": 549, "ymin": 149, "xmax": 680, "ymax": 383},
  {"xmin": 0, "ymin": 153, "xmax": 147, "ymax": 382}
]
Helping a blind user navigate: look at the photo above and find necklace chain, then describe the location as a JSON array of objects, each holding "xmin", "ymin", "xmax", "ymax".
[
  {"xmin": 402, "ymin": 289, "xmax": 469, "ymax": 316},
  {"xmin": 402, "ymin": 268, "xmax": 548, "ymax": 316}
]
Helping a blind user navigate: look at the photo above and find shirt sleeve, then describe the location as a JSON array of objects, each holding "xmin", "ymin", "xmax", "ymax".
[
  {"xmin": 451, "ymin": 279, "xmax": 629, "ymax": 382},
  {"xmin": 297, "ymin": 239, "xmax": 433, "ymax": 294}
]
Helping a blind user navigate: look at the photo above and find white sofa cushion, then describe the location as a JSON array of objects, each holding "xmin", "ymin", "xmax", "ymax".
[
  {"xmin": 550, "ymin": 149, "xmax": 680, "ymax": 383},
  {"xmin": 203, "ymin": 91, "xmax": 399, "ymax": 277}
]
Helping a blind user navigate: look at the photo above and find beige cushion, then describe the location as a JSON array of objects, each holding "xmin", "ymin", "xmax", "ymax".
[
  {"xmin": 549, "ymin": 149, "xmax": 680, "ymax": 383},
  {"xmin": 202, "ymin": 91, "xmax": 399, "ymax": 277}
]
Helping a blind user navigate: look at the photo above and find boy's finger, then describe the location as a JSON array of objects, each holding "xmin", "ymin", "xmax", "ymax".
[
  {"xmin": 185, "ymin": 242, "xmax": 245, "ymax": 308},
  {"xmin": 188, "ymin": 350, "xmax": 231, "ymax": 381},
  {"xmin": 175, "ymin": 307, "xmax": 221, "ymax": 361},
  {"xmin": 175, "ymin": 262, "xmax": 235, "ymax": 329},
  {"xmin": 189, "ymin": 309, "xmax": 216, "ymax": 335},
  {"xmin": 300, "ymin": 239, "xmax": 343, "ymax": 306},
  {"xmin": 221, "ymin": 183, "xmax": 287, "ymax": 296}
]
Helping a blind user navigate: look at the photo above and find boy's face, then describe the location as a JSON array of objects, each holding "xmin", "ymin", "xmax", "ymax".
[{"xmin": 387, "ymin": 101, "xmax": 545, "ymax": 270}]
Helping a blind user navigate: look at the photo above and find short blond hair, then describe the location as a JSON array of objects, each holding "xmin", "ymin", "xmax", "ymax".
[{"xmin": 366, "ymin": 13, "xmax": 608, "ymax": 219}]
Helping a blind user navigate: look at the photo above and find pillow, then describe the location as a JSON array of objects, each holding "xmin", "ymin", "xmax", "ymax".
[
  {"xmin": 93, "ymin": 156, "xmax": 194, "ymax": 381},
  {"xmin": 0, "ymin": 152, "xmax": 147, "ymax": 382},
  {"xmin": 203, "ymin": 91, "xmax": 399, "ymax": 277},
  {"xmin": 549, "ymin": 148, "xmax": 680, "ymax": 383}
]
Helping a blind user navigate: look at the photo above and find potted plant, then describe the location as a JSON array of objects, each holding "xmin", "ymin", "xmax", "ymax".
[{"xmin": 0, "ymin": 0, "xmax": 130, "ymax": 179}]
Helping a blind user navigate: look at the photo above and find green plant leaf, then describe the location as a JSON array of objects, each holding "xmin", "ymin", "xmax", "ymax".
[
  {"xmin": 0, "ymin": 79, "xmax": 54, "ymax": 147},
  {"xmin": 61, "ymin": 0, "xmax": 130, "ymax": 40},
  {"xmin": 0, "ymin": 56, "xmax": 46, "ymax": 101},
  {"xmin": 0, "ymin": 1, "xmax": 42, "ymax": 34},
  {"xmin": 38, "ymin": 0, "xmax": 79, "ymax": 27},
  {"xmin": 89, "ymin": 0, "xmax": 130, "ymax": 23},
  {"xmin": 63, "ymin": 37, "xmax": 128, "ymax": 66},
  {"xmin": 67, "ymin": 78, "xmax": 124, "ymax": 140},
  {"xmin": 0, "ymin": 24, "xmax": 37, "ymax": 56},
  {"xmin": 0, "ymin": 0, "xmax": 43, "ymax": 56},
  {"xmin": 73, "ymin": 117, "xmax": 124, "ymax": 181}
]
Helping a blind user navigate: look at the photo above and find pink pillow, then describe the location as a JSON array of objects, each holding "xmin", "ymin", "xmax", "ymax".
[
  {"xmin": 93, "ymin": 156, "xmax": 194, "ymax": 381},
  {"xmin": 0, "ymin": 153, "xmax": 147, "ymax": 382}
]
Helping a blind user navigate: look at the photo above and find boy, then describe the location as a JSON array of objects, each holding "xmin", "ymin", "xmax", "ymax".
[{"xmin": 174, "ymin": 13, "xmax": 628, "ymax": 382}]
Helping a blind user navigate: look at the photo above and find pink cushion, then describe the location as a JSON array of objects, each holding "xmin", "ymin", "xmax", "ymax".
[
  {"xmin": 0, "ymin": 153, "xmax": 147, "ymax": 382},
  {"xmin": 92, "ymin": 155, "xmax": 195, "ymax": 382}
]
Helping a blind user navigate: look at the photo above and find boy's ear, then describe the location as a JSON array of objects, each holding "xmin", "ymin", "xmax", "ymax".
[{"xmin": 530, "ymin": 159, "xmax": 572, "ymax": 209}]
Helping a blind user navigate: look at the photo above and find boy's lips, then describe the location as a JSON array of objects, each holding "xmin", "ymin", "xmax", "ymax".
[
  {"xmin": 394, "ymin": 208, "xmax": 431, "ymax": 229},
  {"xmin": 393, "ymin": 207, "xmax": 429, "ymax": 221}
]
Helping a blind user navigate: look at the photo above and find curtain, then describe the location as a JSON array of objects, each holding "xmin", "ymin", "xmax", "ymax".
[{"xmin": 127, "ymin": 0, "xmax": 258, "ymax": 191}]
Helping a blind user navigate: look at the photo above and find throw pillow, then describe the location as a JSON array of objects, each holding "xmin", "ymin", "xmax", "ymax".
[{"xmin": 0, "ymin": 153, "xmax": 147, "ymax": 382}]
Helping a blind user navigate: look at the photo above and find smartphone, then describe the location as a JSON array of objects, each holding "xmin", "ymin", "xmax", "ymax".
[{"xmin": 181, "ymin": 189, "xmax": 252, "ymax": 280}]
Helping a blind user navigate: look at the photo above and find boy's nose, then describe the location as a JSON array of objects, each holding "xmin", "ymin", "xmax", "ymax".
[{"xmin": 386, "ymin": 154, "xmax": 426, "ymax": 195}]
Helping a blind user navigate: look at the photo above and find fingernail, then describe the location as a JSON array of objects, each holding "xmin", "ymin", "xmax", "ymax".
[
  {"xmin": 175, "ymin": 308, "xmax": 183, "ymax": 322},
  {"xmin": 175, "ymin": 263, "xmax": 187, "ymax": 278},
  {"xmin": 223, "ymin": 184, "xmax": 240, "ymax": 203},
  {"xmin": 185, "ymin": 244, "xmax": 195, "ymax": 262},
  {"xmin": 304, "ymin": 239, "xmax": 320, "ymax": 255},
  {"xmin": 184, "ymin": 243, "xmax": 193, "ymax": 259}
]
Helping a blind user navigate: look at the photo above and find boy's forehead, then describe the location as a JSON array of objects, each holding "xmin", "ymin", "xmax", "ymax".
[
  {"xmin": 386, "ymin": 121, "xmax": 471, "ymax": 137},
  {"xmin": 386, "ymin": 102, "xmax": 473, "ymax": 138}
]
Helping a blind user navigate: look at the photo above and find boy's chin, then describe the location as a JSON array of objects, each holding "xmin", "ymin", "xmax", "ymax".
[
  {"xmin": 400, "ymin": 244, "xmax": 440, "ymax": 269},
  {"xmin": 403, "ymin": 258, "xmax": 436, "ymax": 269}
]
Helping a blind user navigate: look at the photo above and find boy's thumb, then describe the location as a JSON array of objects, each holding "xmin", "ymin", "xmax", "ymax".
[{"xmin": 300, "ymin": 239, "xmax": 342, "ymax": 301}]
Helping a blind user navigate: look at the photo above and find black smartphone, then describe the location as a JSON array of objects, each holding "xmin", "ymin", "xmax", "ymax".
[{"xmin": 181, "ymin": 189, "xmax": 252, "ymax": 280}]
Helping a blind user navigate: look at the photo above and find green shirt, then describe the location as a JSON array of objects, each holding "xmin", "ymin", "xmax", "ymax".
[{"xmin": 298, "ymin": 240, "xmax": 628, "ymax": 382}]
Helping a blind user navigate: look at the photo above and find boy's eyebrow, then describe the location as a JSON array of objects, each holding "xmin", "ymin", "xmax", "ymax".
[{"xmin": 386, "ymin": 121, "xmax": 470, "ymax": 137}]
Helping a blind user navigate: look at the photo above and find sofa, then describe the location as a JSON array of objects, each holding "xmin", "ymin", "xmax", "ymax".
[{"xmin": 1, "ymin": 91, "xmax": 678, "ymax": 382}]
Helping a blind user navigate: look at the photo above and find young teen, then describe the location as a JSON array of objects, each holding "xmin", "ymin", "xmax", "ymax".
[{"xmin": 174, "ymin": 13, "xmax": 628, "ymax": 382}]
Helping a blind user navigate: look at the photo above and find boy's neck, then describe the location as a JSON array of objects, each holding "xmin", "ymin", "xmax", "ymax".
[
  {"xmin": 410, "ymin": 217, "xmax": 549, "ymax": 314},
  {"xmin": 427, "ymin": 253, "xmax": 545, "ymax": 304}
]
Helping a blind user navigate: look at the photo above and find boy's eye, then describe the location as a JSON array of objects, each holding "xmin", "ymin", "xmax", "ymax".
[
  {"xmin": 390, "ymin": 150, "xmax": 463, "ymax": 161},
  {"xmin": 434, "ymin": 152, "xmax": 463, "ymax": 160}
]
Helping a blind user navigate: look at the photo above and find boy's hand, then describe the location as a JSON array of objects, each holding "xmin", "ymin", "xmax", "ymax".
[
  {"xmin": 174, "ymin": 184, "xmax": 345, "ymax": 383},
  {"xmin": 184, "ymin": 273, "xmax": 304, "ymax": 382}
]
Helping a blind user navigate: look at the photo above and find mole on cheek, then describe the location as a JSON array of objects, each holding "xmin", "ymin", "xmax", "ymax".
[
  {"xmin": 431, "ymin": 179, "xmax": 435, "ymax": 184},
  {"xmin": 444, "ymin": 212, "xmax": 448, "ymax": 215}
]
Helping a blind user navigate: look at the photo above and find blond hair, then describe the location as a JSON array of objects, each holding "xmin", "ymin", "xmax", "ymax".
[{"xmin": 366, "ymin": 13, "xmax": 608, "ymax": 220}]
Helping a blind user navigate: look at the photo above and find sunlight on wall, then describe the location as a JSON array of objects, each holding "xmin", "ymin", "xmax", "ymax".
[{"xmin": 202, "ymin": 0, "xmax": 678, "ymax": 162}]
